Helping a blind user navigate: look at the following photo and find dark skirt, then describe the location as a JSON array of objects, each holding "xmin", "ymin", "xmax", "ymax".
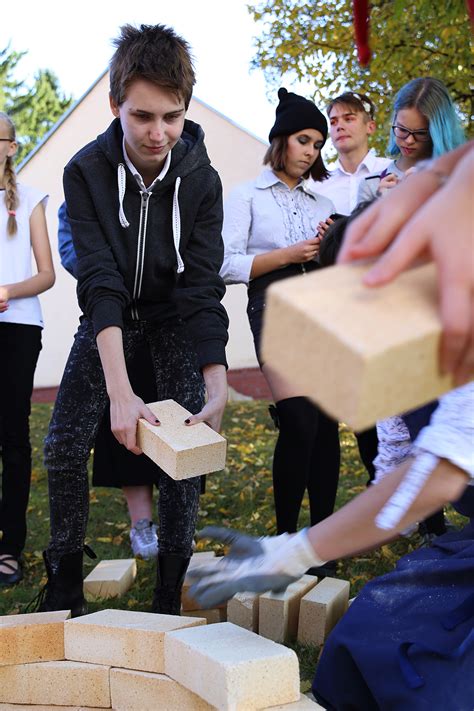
[
  {"xmin": 92, "ymin": 341, "xmax": 159, "ymax": 488},
  {"xmin": 247, "ymin": 262, "xmax": 320, "ymax": 366},
  {"xmin": 313, "ymin": 510, "xmax": 474, "ymax": 711}
]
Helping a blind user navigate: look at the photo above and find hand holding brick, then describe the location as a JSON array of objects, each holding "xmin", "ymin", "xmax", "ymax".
[
  {"xmin": 137, "ymin": 399, "xmax": 226, "ymax": 479},
  {"xmin": 261, "ymin": 262, "xmax": 458, "ymax": 430}
]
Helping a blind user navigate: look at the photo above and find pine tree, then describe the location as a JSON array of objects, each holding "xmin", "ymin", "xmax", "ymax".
[{"xmin": 0, "ymin": 45, "xmax": 72, "ymax": 163}]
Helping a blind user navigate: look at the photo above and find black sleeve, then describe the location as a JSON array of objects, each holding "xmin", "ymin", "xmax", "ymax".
[
  {"xmin": 175, "ymin": 171, "xmax": 229, "ymax": 369},
  {"xmin": 63, "ymin": 160, "xmax": 130, "ymax": 336}
]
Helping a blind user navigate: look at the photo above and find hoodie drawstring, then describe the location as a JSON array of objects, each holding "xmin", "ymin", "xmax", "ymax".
[
  {"xmin": 172, "ymin": 177, "xmax": 185, "ymax": 274},
  {"xmin": 118, "ymin": 164, "xmax": 130, "ymax": 228},
  {"xmin": 117, "ymin": 165, "xmax": 184, "ymax": 275}
]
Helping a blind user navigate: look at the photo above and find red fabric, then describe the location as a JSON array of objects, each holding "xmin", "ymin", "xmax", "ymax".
[
  {"xmin": 466, "ymin": 0, "xmax": 474, "ymax": 24},
  {"xmin": 353, "ymin": 0, "xmax": 472, "ymax": 66},
  {"xmin": 353, "ymin": 0, "xmax": 371, "ymax": 66}
]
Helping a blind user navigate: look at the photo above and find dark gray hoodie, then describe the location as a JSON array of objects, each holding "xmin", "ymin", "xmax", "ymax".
[{"xmin": 63, "ymin": 117, "xmax": 228, "ymax": 368}]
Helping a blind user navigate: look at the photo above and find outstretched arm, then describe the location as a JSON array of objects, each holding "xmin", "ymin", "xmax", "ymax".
[
  {"xmin": 189, "ymin": 383, "xmax": 473, "ymax": 607},
  {"xmin": 188, "ymin": 457, "xmax": 468, "ymax": 608}
]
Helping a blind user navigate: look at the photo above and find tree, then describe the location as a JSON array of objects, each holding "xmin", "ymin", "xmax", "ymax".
[
  {"xmin": 0, "ymin": 45, "xmax": 72, "ymax": 163},
  {"xmin": 248, "ymin": 0, "xmax": 472, "ymax": 156}
]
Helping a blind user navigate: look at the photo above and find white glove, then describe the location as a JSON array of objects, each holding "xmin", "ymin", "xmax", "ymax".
[
  {"xmin": 196, "ymin": 525, "xmax": 295, "ymax": 558},
  {"xmin": 188, "ymin": 527, "xmax": 326, "ymax": 608}
]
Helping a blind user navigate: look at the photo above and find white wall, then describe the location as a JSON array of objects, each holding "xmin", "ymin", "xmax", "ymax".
[{"xmin": 18, "ymin": 72, "xmax": 265, "ymax": 387}]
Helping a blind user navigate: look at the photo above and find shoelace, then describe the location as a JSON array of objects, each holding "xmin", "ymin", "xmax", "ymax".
[{"xmin": 21, "ymin": 544, "xmax": 97, "ymax": 614}]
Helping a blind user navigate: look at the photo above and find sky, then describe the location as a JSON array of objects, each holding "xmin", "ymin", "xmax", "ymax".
[{"xmin": 0, "ymin": 0, "xmax": 291, "ymax": 143}]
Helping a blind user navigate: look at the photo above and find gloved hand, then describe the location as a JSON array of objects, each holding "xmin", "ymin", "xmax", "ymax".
[
  {"xmin": 188, "ymin": 527, "xmax": 326, "ymax": 608},
  {"xmin": 196, "ymin": 525, "xmax": 290, "ymax": 558}
]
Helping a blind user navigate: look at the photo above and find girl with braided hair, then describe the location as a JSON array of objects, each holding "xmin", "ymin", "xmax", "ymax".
[{"xmin": 0, "ymin": 112, "xmax": 55, "ymax": 585}]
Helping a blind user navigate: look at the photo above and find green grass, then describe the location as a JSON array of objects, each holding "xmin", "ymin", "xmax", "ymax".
[{"xmin": 0, "ymin": 401, "xmax": 464, "ymax": 686}]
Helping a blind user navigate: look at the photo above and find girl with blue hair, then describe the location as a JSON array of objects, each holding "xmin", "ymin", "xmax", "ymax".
[
  {"xmin": 358, "ymin": 77, "xmax": 465, "ymax": 202},
  {"xmin": 358, "ymin": 77, "xmax": 466, "ymax": 541}
]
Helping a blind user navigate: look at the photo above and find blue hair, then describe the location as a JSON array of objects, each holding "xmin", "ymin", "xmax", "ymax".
[{"xmin": 388, "ymin": 78, "xmax": 465, "ymax": 158}]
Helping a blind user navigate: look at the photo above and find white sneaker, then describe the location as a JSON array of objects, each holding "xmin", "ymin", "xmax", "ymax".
[{"xmin": 130, "ymin": 518, "xmax": 159, "ymax": 559}]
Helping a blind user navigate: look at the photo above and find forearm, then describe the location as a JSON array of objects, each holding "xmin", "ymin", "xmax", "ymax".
[
  {"xmin": 200, "ymin": 363, "xmax": 228, "ymax": 432},
  {"xmin": 203, "ymin": 363, "xmax": 227, "ymax": 401},
  {"xmin": 250, "ymin": 248, "xmax": 291, "ymax": 279},
  {"xmin": 96, "ymin": 326, "xmax": 132, "ymax": 398},
  {"xmin": 2, "ymin": 270, "xmax": 55, "ymax": 300},
  {"xmin": 96, "ymin": 326, "xmax": 159, "ymax": 453},
  {"xmin": 307, "ymin": 458, "xmax": 469, "ymax": 561}
]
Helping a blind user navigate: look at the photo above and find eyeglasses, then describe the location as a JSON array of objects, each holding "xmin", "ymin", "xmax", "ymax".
[
  {"xmin": 392, "ymin": 125, "xmax": 431, "ymax": 142},
  {"xmin": 0, "ymin": 138, "xmax": 13, "ymax": 142}
]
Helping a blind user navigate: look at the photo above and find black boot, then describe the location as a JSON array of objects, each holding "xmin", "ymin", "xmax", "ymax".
[
  {"xmin": 152, "ymin": 554, "xmax": 190, "ymax": 615},
  {"xmin": 37, "ymin": 550, "xmax": 88, "ymax": 618}
]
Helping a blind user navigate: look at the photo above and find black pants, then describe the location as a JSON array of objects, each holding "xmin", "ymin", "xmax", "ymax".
[
  {"xmin": 0, "ymin": 323, "xmax": 42, "ymax": 557},
  {"xmin": 44, "ymin": 318, "xmax": 204, "ymax": 569},
  {"xmin": 355, "ymin": 427, "xmax": 378, "ymax": 484},
  {"xmin": 273, "ymin": 397, "xmax": 341, "ymax": 533},
  {"xmin": 247, "ymin": 270, "xmax": 340, "ymax": 533}
]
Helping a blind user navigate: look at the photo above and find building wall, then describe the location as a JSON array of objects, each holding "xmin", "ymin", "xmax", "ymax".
[{"xmin": 18, "ymin": 72, "xmax": 266, "ymax": 387}]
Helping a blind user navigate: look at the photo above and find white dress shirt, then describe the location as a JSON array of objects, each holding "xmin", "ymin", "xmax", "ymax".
[
  {"xmin": 314, "ymin": 149, "xmax": 391, "ymax": 215},
  {"xmin": 220, "ymin": 168, "xmax": 334, "ymax": 285}
]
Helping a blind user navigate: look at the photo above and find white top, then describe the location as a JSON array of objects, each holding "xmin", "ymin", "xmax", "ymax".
[
  {"xmin": 374, "ymin": 383, "xmax": 474, "ymax": 485},
  {"xmin": 220, "ymin": 168, "xmax": 335, "ymax": 285},
  {"xmin": 0, "ymin": 183, "xmax": 48, "ymax": 327},
  {"xmin": 356, "ymin": 159, "xmax": 404, "ymax": 205},
  {"xmin": 373, "ymin": 415, "xmax": 412, "ymax": 483},
  {"xmin": 312, "ymin": 149, "xmax": 391, "ymax": 215},
  {"xmin": 122, "ymin": 137, "xmax": 171, "ymax": 189},
  {"xmin": 374, "ymin": 383, "xmax": 474, "ymax": 530},
  {"xmin": 413, "ymin": 382, "xmax": 474, "ymax": 480}
]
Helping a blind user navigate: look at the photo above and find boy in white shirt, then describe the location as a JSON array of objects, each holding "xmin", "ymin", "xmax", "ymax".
[{"xmin": 316, "ymin": 91, "xmax": 390, "ymax": 215}]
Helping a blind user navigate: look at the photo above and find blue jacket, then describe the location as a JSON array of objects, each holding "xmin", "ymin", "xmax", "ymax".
[{"xmin": 57, "ymin": 201, "xmax": 77, "ymax": 278}]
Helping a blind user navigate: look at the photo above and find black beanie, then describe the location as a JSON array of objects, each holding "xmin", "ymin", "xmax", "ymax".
[{"xmin": 268, "ymin": 87, "xmax": 328, "ymax": 144}]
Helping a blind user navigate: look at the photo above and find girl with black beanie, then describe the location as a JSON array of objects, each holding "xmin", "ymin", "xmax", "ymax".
[{"xmin": 221, "ymin": 88, "xmax": 340, "ymax": 572}]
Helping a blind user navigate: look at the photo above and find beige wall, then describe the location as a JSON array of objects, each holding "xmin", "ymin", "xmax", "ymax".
[{"xmin": 19, "ymin": 72, "xmax": 265, "ymax": 387}]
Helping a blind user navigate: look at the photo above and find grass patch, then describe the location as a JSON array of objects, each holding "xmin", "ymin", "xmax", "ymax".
[{"xmin": 1, "ymin": 401, "xmax": 464, "ymax": 685}]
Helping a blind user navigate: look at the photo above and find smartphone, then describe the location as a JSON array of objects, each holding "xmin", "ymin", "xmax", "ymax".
[{"xmin": 329, "ymin": 213, "xmax": 345, "ymax": 221}]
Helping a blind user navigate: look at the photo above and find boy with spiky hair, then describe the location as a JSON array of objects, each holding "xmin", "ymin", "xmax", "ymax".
[
  {"xmin": 317, "ymin": 91, "xmax": 390, "ymax": 215},
  {"xmin": 40, "ymin": 24, "xmax": 228, "ymax": 616}
]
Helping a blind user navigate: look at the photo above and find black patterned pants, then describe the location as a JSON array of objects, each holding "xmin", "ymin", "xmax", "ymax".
[{"xmin": 44, "ymin": 318, "xmax": 204, "ymax": 568}]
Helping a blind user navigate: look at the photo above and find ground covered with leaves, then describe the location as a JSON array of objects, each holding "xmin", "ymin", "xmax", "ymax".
[{"xmin": 0, "ymin": 401, "xmax": 464, "ymax": 687}]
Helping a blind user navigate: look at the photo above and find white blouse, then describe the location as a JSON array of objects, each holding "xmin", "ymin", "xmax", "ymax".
[
  {"xmin": 220, "ymin": 168, "xmax": 335, "ymax": 285},
  {"xmin": 375, "ymin": 382, "xmax": 474, "ymax": 530},
  {"xmin": 0, "ymin": 183, "xmax": 48, "ymax": 327}
]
